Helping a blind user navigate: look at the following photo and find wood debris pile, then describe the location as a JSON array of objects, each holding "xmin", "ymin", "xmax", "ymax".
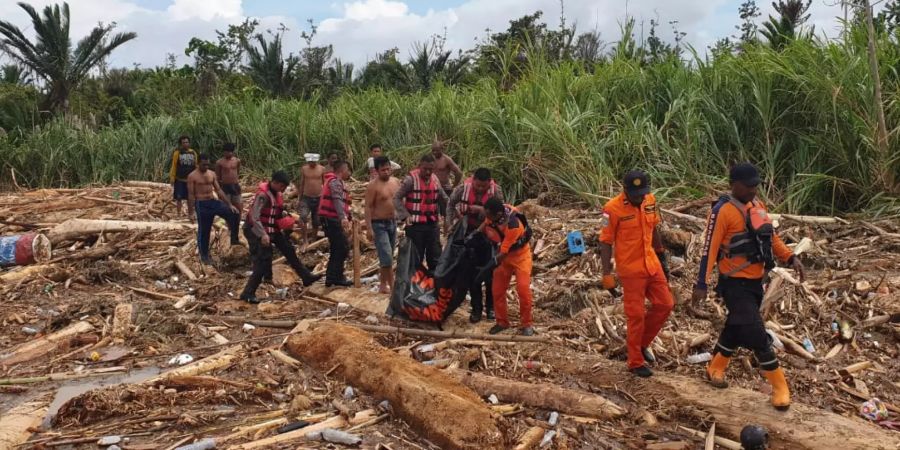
[{"xmin": 1, "ymin": 184, "xmax": 899, "ymax": 449}]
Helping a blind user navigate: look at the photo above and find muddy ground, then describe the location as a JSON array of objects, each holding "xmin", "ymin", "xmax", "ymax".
[{"xmin": 1, "ymin": 183, "xmax": 899, "ymax": 449}]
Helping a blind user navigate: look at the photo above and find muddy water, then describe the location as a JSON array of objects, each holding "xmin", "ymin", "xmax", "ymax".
[{"xmin": 41, "ymin": 366, "xmax": 160, "ymax": 428}]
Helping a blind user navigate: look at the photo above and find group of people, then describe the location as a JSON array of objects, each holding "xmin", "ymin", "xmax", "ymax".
[
  {"xmin": 170, "ymin": 135, "xmax": 802, "ymax": 410},
  {"xmin": 598, "ymin": 163, "xmax": 803, "ymax": 411}
]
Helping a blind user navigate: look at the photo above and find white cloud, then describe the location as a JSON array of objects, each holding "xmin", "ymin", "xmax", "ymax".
[
  {"xmin": 167, "ymin": 0, "xmax": 243, "ymax": 21},
  {"xmin": 343, "ymin": 0, "xmax": 409, "ymax": 21}
]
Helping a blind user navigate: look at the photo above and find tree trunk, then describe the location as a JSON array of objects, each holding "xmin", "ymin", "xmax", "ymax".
[
  {"xmin": 286, "ymin": 323, "xmax": 505, "ymax": 450},
  {"xmin": 0, "ymin": 395, "xmax": 50, "ymax": 450},
  {"xmin": 447, "ymin": 369, "xmax": 626, "ymax": 419}
]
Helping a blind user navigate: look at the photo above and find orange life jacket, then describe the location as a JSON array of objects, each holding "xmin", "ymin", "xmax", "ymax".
[
  {"xmin": 460, "ymin": 178, "xmax": 497, "ymax": 227},
  {"xmin": 405, "ymin": 169, "xmax": 440, "ymax": 224},
  {"xmin": 246, "ymin": 182, "xmax": 287, "ymax": 234},
  {"xmin": 318, "ymin": 172, "xmax": 351, "ymax": 219}
]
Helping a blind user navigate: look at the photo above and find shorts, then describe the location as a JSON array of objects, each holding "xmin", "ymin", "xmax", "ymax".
[
  {"xmin": 299, "ymin": 196, "xmax": 321, "ymax": 228},
  {"xmin": 372, "ymin": 219, "xmax": 397, "ymax": 267},
  {"xmin": 173, "ymin": 180, "xmax": 188, "ymax": 200},
  {"xmin": 221, "ymin": 183, "xmax": 242, "ymax": 205}
]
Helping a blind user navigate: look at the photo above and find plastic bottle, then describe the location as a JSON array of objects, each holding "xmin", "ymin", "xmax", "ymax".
[
  {"xmin": 802, "ymin": 337, "xmax": 816, "ymax": 354},
  {"xmin": 540, "ymin": 430, "xmax": 557, "ymax": 448},
  {"xmin": 548, "ymin": 411, "xmax": 559, "ymax": 426},
  {"xmin": 685, "ymin": 352, "xmax": 712, "ymax": 364}
]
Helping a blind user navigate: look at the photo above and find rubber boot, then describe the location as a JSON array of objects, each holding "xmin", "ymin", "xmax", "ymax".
[
  {"xmin": 762, "ymin": 368, "xmax": 791, "ymax": 410},
  {"xmin": 706, "ymin": 353, "xmax": 731, "ymax": 388}
]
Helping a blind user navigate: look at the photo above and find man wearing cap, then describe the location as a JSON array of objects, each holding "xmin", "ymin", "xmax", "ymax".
[
  {"xmin": 693, "ymin": 162, "xmax": 804, "ymax": 410},
  {"xmin": 598, "ymin": 170, "xmax": 674, "ymax": 377},
  {"xmin": 297, "ymin": 153, "xmax": 325, "ymax": 243}
]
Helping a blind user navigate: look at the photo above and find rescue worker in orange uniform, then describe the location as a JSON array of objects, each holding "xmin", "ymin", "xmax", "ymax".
[
  {"xmin": 692, "ymin": 163, "xmax": 804, "ymax": 410},
  {"xmin": 599, "ymin": 171, "xmax": 674, "ymax": 377},
  {"xmin": 482, "ymin": 198, "xmax": 535, "ymax": 336}
]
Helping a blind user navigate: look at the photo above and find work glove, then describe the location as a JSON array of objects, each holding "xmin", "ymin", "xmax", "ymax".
[
  {"xmin": 657, "ymin": 251, "xmax": 670, "ymax": 281},
  {"xmin": 602, "ymin": 274, "xmax": 617, "ymax": 290}
]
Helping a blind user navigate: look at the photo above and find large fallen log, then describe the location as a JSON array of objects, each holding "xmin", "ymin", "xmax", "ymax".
[
  {"xmin": 286, "ymin": 323, "xmax": 505, "ymax": 450},
  {"xmin": 48, "ymin": 219, "xmax": 195, "ymax": 244},
  {"xmin": 654, "ymin": 373, "xmax": 899, "ymax": 450},
  {"xmin": 0, "ymin": 395, "xmax": 50, "ymax": 450},
  {"xmin": 146, "ymin": 345, "xmax": 243, "ymax": 383},
  {"xmin": 447, "ymin": 370, "xmax": 625, "ymax": 419},
  {"xmin": 0, "ymin": 321, "xmax": 94, "ymax": 366},
  {"xmin": 122, "ymin": 181, "xmax": 171, "ymax": 189}
]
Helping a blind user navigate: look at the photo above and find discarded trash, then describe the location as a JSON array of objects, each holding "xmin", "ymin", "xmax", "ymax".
[
  {"xmin": 523, "ymin": 360, "xmax": 544, "ymax": 369},
  {"xmin": 548, "ymin": 411, "xmax": 559, "ymax": 426},
  {"xmin": 276, "ymin": 421, "xmax": 310, "ymax": 434},
  {"xmin": 107, "ymin": 446, "xmax": 122, "ymax": 450},
  {"xmin": 318, "ymin": 308, "xmax": 334, "ymax": 317},
  {"xmin": 839, "ymin": 320, "xmax": 854, "ymax": 343},
  {"xmin": 0, "ymin": 232, "xmax": 51, "ymax": 266},
  {"xmin": 275, "ymin": 288, "xmax": 288, "ymax": 298},
  {"xmin": 21, "ymin": 326, "xmax": 39, "ymax": 335},
  {"xmin": 378, "ymin": 400, "xmax": 392, "ymax": 412},
  {"xmin": 308, "ymin": 429, "xmax": 363, "ymax": 445},
  {"xmin": 97, "ymin": 435, "xmax": 122, "ymax": 446},
  {"xmin": 174, "ymin": 438, "xmax": 216, "ymax": 450},
  {"xmin": 242, "ymin": 323, "xmax": 256, "ymax": 332},
  {"xmin": 360, "ymin": 275, "xmax": 378, "ymax": 284},
  {"xmin": 567, "ymin": 230, "xmax": 585, "ymax": 255},
  {"xmin": 539, "ymin": 430, "xmax": 556, "ymax": 448},
  {"xmin": 685, "ymin": 352, "xmax": 712, "ymax": 364},
  {"xmin": 154, "ymin": 280, "xmax": 174, "ymax": 290},
  {"xmin": 364, "ymin": 315, "xmax": 379, "ymax": 324},
  {"xmin": 740, "ymin": 425, "xmax": 768, "ymax": 450},
  {"xmin": 90, "ymin": 351, "xmax": 102, "ymax": 361},
  {"xmin": 488, "ymin": 394, "xmax": 499, "ymax": 404},
  {"xmin": 337, "ymin": 302, "xmax": 351, "ymax": 312},
  {"xmin": 343, "ymin": 386, "xmax": 355, "ymax": 399},
  {"xmin": 860, "ymin": 398, "xmax": 890, "ymax": 421},
  {"xmin": 802, "ymin": 337, "xmax": 816, "ymax": 354},
  {"xmin": 670, "ymin": 255, "xmax": 686, "ymax": 265},
  {"xmin": 168, "ymin": 354, "xmax": 194, "ymax": 366}
]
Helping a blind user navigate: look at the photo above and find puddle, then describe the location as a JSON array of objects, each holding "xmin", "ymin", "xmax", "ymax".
[{"xmin": 42, "ymin": 366, "xmax": 160, "ymax": 428}]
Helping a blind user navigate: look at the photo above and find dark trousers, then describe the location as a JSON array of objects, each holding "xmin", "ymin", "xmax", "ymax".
[
  {"xmin": 323, "ymin": 218, "xmax": 349, "ymax": 283},
  {"xmin": 406, "ymin": 222, "xmax": 441, "ymax": 271},
  {"xmin": 714, "ymin": 276, "xmax": 779, "ymax": 370},
  {"xmin": 469, "ymin": 233, "xmax": 494, "ymax": 314},
  {"xmin": 196, "ymin": 199, "xmax": 239, "ymax": 261},
  {"xmin": 241, "ymin": 227, "xmax": 315, "ymax": 298}
]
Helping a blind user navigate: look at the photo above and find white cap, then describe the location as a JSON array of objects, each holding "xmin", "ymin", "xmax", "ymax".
[{"xmin": 304, "ymin": 153, "xmax": 321, "ymax": 162}]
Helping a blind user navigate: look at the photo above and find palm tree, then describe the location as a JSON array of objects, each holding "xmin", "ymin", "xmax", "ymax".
[
  {"xmin": 0, "ymin": 2, "xmax": 136, "ymax": 113},
  {"xmin": 243, "ymin": 33, "xmax": 299, "ymax": 97},
  {"xmin": 1, "ymin": 64, "xmax": 31, "ymax": 85},
  {"xmin": 760, "ymin": 0, "xmax": 812, "ymax": 50}
]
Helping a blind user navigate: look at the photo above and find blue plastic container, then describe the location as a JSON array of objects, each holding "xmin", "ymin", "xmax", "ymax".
[{"xmin": 567, "ymin": 230, "xmax": 585, "ymax": 255}]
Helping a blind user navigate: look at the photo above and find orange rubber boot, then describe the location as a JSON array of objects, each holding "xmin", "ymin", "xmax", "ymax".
[
  {"xmin": 706, "ymin": 353, "xmax": 731, "ymax": 388},
  {"xmin": 762, "ymin": 368, "xmax": 791, "ymax": 410}
]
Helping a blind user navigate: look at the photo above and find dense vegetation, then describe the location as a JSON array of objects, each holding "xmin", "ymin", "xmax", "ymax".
[{"xmin": 1, "ymin": 1, "xmax": 899, "ymax": 215}]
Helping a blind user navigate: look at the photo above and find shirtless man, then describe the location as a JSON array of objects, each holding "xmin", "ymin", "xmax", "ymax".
[
  {"xmin": 431, "ymin": 140, "xmax": 463, "ymax": 221},
  {"xmin": 297, "ymin": 153, "xmax": 325, "ymax": 242},
  {"xmin": 365, "ymin": 156, "xmax": 401, "ymax": 293},
  {"xmin": 188, "ymin": 154, "xmax": 240, "ymax": 264},
  {"xmin": 215, "ymin": 142, "xmax": 242, "ymax": 211}
]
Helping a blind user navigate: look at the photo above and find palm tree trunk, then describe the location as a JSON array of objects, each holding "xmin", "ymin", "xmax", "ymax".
[{"xmin": 862, "ymin": 0, "xmax": 896, "ymax": 192}]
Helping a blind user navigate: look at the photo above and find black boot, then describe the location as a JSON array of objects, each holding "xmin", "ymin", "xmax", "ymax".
[
  {"xmin": 469, "ymin": 310, "xmax": 483, "ymax": 324},
  {"xmin": 302, "ymin": 274, "xmax": 322, "ymax": 287},
  {"xmin": 486, "ymin": 309, "xmax": 495, "ymax": 320}
]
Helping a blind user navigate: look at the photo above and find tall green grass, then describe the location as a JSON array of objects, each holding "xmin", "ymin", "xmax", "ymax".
[{"xmin": 1, "ymin": 36, "xmax": 899, "ymax": 215}]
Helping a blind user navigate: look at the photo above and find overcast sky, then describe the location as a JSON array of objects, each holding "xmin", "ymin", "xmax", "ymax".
[{"xmin": 0, "ymin": 0, "xmax": 858, "ymax": 70}]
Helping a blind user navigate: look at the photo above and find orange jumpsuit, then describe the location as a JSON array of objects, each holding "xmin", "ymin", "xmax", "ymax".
[
  {"xmin": 600, "ymin": 193, "xmax": 674, "ymax": 369},
  {"xmin": 485, "ymin": 206, "xmax": 533, "ymax": 329}
]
